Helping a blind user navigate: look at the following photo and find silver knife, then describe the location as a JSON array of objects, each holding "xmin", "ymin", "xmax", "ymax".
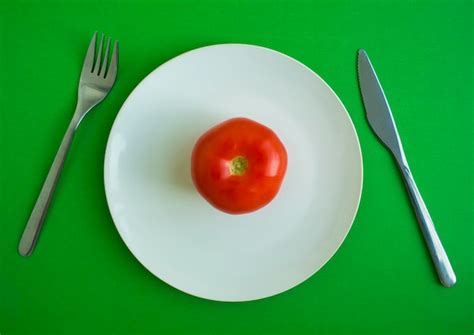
[{"xmin": 357, "ymin": 49, "xmax": 456, "ymax": 287}]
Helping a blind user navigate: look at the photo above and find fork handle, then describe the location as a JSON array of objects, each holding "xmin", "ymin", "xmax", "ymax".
[
  {"xmin": 18, "ymin": 117, "xmax": 78, "ymax": 256},
  {"xmin": 399, "ymin": 165, "xmax": 456, "ymax": 287}
]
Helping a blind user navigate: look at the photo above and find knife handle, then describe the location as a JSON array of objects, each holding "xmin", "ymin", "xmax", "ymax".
[{"xmin": 399, "ymin": 165, "xmax": 456, "ymax": 287}]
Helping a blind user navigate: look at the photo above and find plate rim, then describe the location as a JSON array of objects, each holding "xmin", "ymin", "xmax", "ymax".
[{"xmin": 103, "ymin": 43, "xmax": 364, "ymax": 301}]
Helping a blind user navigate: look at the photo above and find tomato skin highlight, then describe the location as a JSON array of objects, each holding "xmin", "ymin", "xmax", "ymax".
[{"xmin": 191, "ymin": 117, "xmax": 288, "ymax": 214}]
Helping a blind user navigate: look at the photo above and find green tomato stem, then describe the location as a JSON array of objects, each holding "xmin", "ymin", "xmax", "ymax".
[{"xmin": 229, "ymin": 156, "xmax": 248, "ymax": 176}]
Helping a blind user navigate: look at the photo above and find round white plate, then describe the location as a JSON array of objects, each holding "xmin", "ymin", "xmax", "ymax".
[{"xmin": 104, "ymin": 44, "xmax": 363, "ymax": 302}]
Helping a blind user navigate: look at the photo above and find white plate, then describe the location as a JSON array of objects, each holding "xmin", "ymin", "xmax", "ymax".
[{"xmin": 104, "ymin": 44, "xmax": 363, "ymax": 302}]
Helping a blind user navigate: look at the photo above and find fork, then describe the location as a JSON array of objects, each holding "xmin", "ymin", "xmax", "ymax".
[{"xmin": 18, "ymin": 32, "xmax": 119, "ymax": 256}]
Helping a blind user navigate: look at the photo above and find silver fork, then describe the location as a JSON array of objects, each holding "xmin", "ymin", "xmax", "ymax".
[{"xmin": 19, "ymin": 32, "xmax": 119, "ymax": 256}]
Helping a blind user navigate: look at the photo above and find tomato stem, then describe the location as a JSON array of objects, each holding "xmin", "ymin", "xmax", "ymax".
[{"xmin": 229, "ymin": 156, "xmax": 248, "ymax": 176}]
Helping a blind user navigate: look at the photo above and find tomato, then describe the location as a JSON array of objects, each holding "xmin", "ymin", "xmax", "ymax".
[{"xmin": 191, "ymin": 117, "xmax": 288, "ymax": 214}]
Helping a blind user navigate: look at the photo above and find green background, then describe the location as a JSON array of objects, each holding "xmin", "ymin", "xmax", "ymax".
[{"xmin": 1, "ymin": 0, "xmax": 473, "ymax": 334}]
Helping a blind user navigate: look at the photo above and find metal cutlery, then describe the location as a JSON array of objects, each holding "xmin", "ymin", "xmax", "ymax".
[
  {"xmin": 18, "ymin": 32, "xmax": 119, "ymax": 256},
  {"xmin": 357, "ymin": 49, "xmax": 455, "ymax": 287}
]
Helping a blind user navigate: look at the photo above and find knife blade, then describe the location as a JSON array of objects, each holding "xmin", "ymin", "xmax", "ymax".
[
  {"xmin": 357, "ymin": 49, "xmax": 456, "ymax": 287},
  {"xmin": 357, "ymin": 49, "xmax": 406, "ymax": 165}
]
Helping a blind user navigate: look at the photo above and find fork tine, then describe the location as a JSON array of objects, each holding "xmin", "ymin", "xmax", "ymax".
[
  {"xmin": 105, "ymin": 40, "xmax": 119, "ymax": 82},
  {"xmin": 93, "ymin": 33, "xmax": 104, "ymax": 74},
  {"xmin": 81, "ymin": 32, "xmax": 97, "ymax": 73},
  {"xmin": 99, "ymin": 37, "xmax": 111, "ymax": 77}
]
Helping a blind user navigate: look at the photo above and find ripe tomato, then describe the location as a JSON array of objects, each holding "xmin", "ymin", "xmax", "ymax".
[{"xmin": 191, "ymin": 117, "xmax": 288, "ymax": 214}]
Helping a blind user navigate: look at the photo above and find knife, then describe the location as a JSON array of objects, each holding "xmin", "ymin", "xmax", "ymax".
[{"xmin": 357, "ymin": 49, "xmax": 456, "ymax": 287}]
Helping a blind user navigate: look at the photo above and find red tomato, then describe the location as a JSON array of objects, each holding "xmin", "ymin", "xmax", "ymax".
[{"xmin": 191, "ymin": 117, "xmax": 288, "ymax": 214}]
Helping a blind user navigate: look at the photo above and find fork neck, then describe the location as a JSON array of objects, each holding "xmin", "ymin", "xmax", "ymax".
[{"xmin": 72, "ymin": 99, "xmax": 93, "ymax": 129}]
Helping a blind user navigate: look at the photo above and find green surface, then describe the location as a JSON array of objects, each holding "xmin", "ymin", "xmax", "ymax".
[{"xmin": 1, "ymin": 0, "xmax": 473, "ymax": 334}]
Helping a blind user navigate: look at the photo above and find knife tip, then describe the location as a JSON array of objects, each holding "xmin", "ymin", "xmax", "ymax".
[{"xmin": 357, "ymin": 49, "xmax": 367, "ymax": 58}]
